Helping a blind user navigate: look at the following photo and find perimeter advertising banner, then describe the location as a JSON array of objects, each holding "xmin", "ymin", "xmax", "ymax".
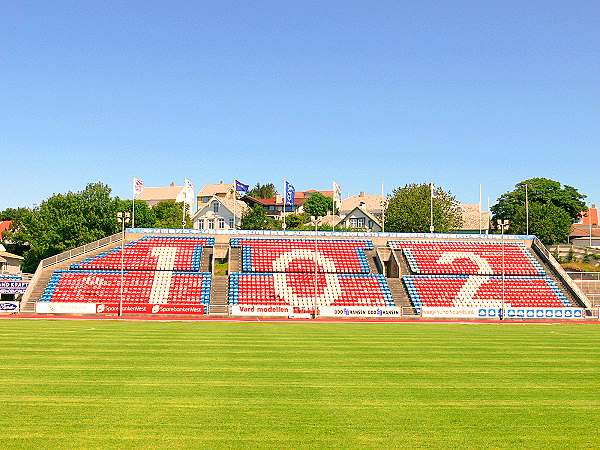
[
  {"xmin": 0, "ymin": 281, "xmax": 29, "ymax": 294},
  {"xmin": 0, "ymin": 301, "xmax": 20, "ymax": 314},
  {"xmin": 421, "ymin": 306, "xmax": 585, "ymax": 319},
  {"xmin": 36, "ymin": 302, "xmax": 205, "ymax": 315},
  {"xmin": 318, "ymin": 306, "xmax": 401, "ymax": 318},
  {"xmin": 96, "ymin": 303, "xmax": 205, "ymax": 315},
  {"xmin": 231, "ymin": 305, "xmax": 293, "ymax": 316}
]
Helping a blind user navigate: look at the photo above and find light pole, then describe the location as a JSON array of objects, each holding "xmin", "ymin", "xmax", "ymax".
[
  {"xmin": 380, "ymin": 198, "xmax": 389, "ymax": 233},
  {"xmin": 117, "ymin": 211, "xmax": 130, "ymax": 317},
  {"xmin": 311, "ymin": 215, "xmax": 322, "ymax": 319},
  {"xmin": 497, "ymin": 219, "xmax": 509, "ymax": 320}
]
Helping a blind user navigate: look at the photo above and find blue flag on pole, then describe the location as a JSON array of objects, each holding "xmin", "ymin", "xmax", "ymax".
[
  {"xmin": 235, "ymin": 180, "xmax": 249, "ymax": 194},
  {"xmin": 285, "ymin": 181, "xmax": 295, "ymax": 211}
]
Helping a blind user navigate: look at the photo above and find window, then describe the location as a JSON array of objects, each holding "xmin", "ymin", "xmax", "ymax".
[
  {"xmin": 202, "ymin": 196, "xmax": 210, "ymax": 203},
  {"xmin": 218, "ymin": 218, "xmax": 225, "ymax": 229},
  {"xmin": 228, "ymin": 218, "xmax": 234, "ymax": 228},
  {"xmin": 212, "ymin": 201, "xmax": 219, "ymax": 213},
  {"xmin": 350, "ymin": 217, "xmax": 365, "ymax": 228},
  {"xmin": 208, "ymin": 219, "xmax": 214, "ymax": 229}
]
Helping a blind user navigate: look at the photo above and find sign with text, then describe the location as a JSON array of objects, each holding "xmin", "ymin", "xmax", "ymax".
[
  {"xmin": 421, "ymin": 306, "xmax": 586, "ymax": 319},
  {"xmin": 0, "ymin": 301, "xmax": 19, "ymax": 314},
  {"xmin": 318, "ymin": 306, "xmax": 401, "ymax": 318},
  {"xmin": 231, "ymin": 304, "xmax": 293, "ymax": 316},
  {"xmin": 0, "ymin": 281, "xmax": 29, "ymax": 294}
]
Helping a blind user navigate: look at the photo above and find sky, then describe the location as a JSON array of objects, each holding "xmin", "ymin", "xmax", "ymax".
[{"xmin": 1, "ymin": 1, "xmax": 599, "ymax": 210}]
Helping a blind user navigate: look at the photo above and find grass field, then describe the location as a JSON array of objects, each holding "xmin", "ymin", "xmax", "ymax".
[{"xmin": 1, "ymin": 320, "xmax": 599, "ymax": 449}]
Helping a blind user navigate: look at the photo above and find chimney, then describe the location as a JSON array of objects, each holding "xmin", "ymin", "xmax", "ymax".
[
  {"xmin": 359, "ymin": 192, "xmax": 366, "ymax": 197},
  {"xmin": 170, "ymin": 182, "xmax": 175, "ymax": 187}
]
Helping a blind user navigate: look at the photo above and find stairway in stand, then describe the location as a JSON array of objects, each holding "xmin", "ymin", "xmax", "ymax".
[
  {"xmin": 209, "ymin": 276, "xmax": 229, "ymax": 315},
  {"xmin": 387, "ymin": 278, "xmax": 418, "ymax": 316}
]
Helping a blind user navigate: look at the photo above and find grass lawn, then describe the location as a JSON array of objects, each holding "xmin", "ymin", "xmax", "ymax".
[{"xmin": 0, "ymin": 320, "xmax": 599, "ymax": 449}]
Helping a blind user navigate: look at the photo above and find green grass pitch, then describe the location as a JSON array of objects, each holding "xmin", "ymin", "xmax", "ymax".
[{"xmin": 0, "ymin": 320, "xmax": 599, "ymax": 449}]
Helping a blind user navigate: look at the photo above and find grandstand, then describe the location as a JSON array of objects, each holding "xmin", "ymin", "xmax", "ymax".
[{"xmin": 18, "ymin": 228, "xmax": 592, "ymax": 319}]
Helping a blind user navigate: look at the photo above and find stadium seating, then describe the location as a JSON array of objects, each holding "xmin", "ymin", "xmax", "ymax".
[
  {"xmin": 229, "ymin": 272, "xmax": 393, "ymax": 311},
  {"xmin": 403, "ymin": 275, "xmax": 571, "ymax": 312},
  {"xmin": 231, "ymin": 238, "xmax": 372, "ymax": 273},
  {"xmin": 41, "ymin": 270, "xmax": 211, "ymax": 306},
  {"xmin": 72, "ymin": 236, "xmax": 215, "ymax": 272},
  {"xmin": 389, "ymin": 240, "xmax": 544, "ymax": 276}
]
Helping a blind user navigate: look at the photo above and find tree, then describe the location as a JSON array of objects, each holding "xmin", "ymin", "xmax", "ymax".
[
  {"xmin": 241, "ymin": 205, "xmax": 280, "ymax": 230},
  {"xmin": 152, "ymin": 201, "xmax": 192, "ymax": 229},
  {"xmin": 248, "ymin": 183, "xmax": 277, "ymax": 199},
  {"xmin": 284, "ymin": 213, "xmax": 309, "ymax": 229},
  {"xmin": 11, "ymin": 183, "xmax": 119, "ymax": 273},
  {"xmin": 491, "ymin": 178, "xmax": 586, "ymax": 244},
  {"xmin": 384, "ymin": 183, "xmax": 462, "ymax": 233},
  {"xmin": 114, "ymin": 199, "xmax": 156, "ymax": 228},
  {"xmin": 303, "ymin": 193, "xmax": 334, "ymax": 218}
]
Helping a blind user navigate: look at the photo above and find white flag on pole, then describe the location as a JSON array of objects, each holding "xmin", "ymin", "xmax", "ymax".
[
  {"xmin": 133, "ymin": 177, "xmax": 144, "ymax": 196},
  {"xmin": 333, "ymin": 181, "xmax": 342, "ymax": 211}
]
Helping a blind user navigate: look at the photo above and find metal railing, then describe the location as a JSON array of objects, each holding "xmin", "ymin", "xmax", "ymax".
[
  {"xmin": 531, "ymin": 238, "xmax": 591, "ymax": 309},
  {"xmin": 566, "ymin": 271, "xmax": 600, "ymax": 282},
  {"xmin": 40, "ymin": 233, "xmax": 122, "ymax": 269}
]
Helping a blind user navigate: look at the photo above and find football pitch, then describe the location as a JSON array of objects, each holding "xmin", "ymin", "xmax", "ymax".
[{"xmin": 0, "ymin": 320, "xmax": 599, "ymax": 449}]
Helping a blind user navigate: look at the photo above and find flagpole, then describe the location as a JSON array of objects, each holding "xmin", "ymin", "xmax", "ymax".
[
  {"xmin": 282, "ymin": 177, "xmax": 287, "ymax": 230},
  {"xmin": 487, "ymin": 195, "xmax": 490, "ymax": 235},
  {"xmin": 182, "ymin": 180, "xmax": 185, "ymax": 229},
  {"xmin": 381, "ymin": 181, "xmax": 385, "ymax": 233},
  {"xmin": 525, "ymin": 183, "xmax": 529, "ymax": 235},
  {"xmin": 132, "ymin": 178, "xmax": 136, "ymax": 229},
  {"xmin": 332, "ymin": 181, "xmax": 335, "ymax": 233},
  {"xmin": 233, "ymin": 180, "xmax": 236, "ymax": 231},
  {"xmin": 479, "ymin": 184, "xmax": 482, "ymax": 235},
  {"xmin": 430, "ymin": 183, "xmax": 434, "ymax": 233}
]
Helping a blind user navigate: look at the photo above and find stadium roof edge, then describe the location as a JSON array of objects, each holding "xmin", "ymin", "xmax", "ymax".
[{"xmin": 127, "ymin": 227, "xmax": 535, "ymax": 241}]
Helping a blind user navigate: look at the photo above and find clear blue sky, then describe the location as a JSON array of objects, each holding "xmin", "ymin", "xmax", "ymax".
[{"xmin": 2, "ymin": 1, "xmax": 598, "ymax": 210}]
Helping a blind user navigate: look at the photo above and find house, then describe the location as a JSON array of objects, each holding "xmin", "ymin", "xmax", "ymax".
[
  {"xmin": 458, "ymin": 204, "xmax": 491, "ymax": 234},
  {"xmin": 0, "ymin": 246, "xmax": 23, "ymax": 276},
  {"xmin": 570, "ymin": 204, "xmax": 600, "ymax": 247},
  {"xmin": 340, "ymin": 193, "xmax": 384, "ymax": 220},
  {"xmin": 336, "ymin": 205, "xmax": 382, "ymax": 232},
  {"xmin": 0, "ymin": 221, "xmax": 12, "ymax": 240},
  {"xmin": 196, "ymin": 182, "xmax": 235, "ymax": 211},
  {"xmin": 244, "ymin": 190, "xmax": 334, "ymax": 219},
  {"xmin": 192, "ymin": 195, "xmax": 249, "ymax": 230},
  {"xmin": 137, "ymin": 182, "xmax": 194, "ymax": 214}
]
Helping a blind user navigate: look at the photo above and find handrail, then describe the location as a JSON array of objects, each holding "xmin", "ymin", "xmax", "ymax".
[
  {"xmin": 40, "ymin": 233, "xmax": 122, "ymax": 269},
  {"xmin": 532, "ymin": 238, "xmax": 591, "ymax": 309}
]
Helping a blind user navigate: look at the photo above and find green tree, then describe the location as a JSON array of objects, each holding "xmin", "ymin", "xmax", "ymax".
[
  {"xmin": 114, "ymin": 199, "xmax": 156, "ymax": 228},
  {"xmin": 303, "ymin": 193, "xmax": 334, "ymax": 218},
  {"xmin": 491, "ymin": 178, "xmax": 585, "ymax": 244},
  {"xmin": 248, "ymin": 183, "xmax": 277, "ymax": 199},
  {"xmin": 241, "ymin": 205, "xmax": 280, "ymax": 230},
  {"xmin": 11, "ymin": 183, "xmax": 120, "ymax": 273},
  {"xmin": 384, "ymin": 183, "xmax": 462, "ymax": 233},
  {"xmin": 152, "ymin": 201, "xmax": 192, "ymax": 229},
  {"xmin": 284, "ymin": 213, "xmax": 309, "ymax": 229}
]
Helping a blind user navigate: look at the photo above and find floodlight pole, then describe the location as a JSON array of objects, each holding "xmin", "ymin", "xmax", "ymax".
[
  {"xmin": 313, "ymin": 216, "xmax": 320, "ymax": 319},
  {"xmin": 497, "ymin": 219, "xmax": 509, "ymax": 320},
  {"xmin": 117, "ymin": 212, "xmax": 130, "ymax": 317}
]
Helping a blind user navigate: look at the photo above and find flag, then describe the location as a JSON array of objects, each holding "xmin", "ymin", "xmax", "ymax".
[
  {"xmin": 184, "ymin": 178, "xmax": 194, "ymax": 190},
  {"xmin": 333, "ymin": 181, "xmax": 342, "ymax": 211},
  {"xmin": 133, "ymin": 177, "xmax": 144, "ymax": 196},
  {"xmin": 235, "ymin": 180, "xmax": 249, "ymax": 194},
  {"xmin": 430, "ymin": 183, "xmax": 439, "ymax": 199},
  {"xmin": 285, "ymin": 181, "xmax": 295, "ymax": 210}
]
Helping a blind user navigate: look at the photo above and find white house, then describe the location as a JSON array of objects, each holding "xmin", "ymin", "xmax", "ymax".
[
  {"xmin": 192, "ymin": 195, "xmax": 249, "ymax": 230},
  {"xmin": 336, "ymin": 205, "xmax": 382, "ymax": 232}
]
